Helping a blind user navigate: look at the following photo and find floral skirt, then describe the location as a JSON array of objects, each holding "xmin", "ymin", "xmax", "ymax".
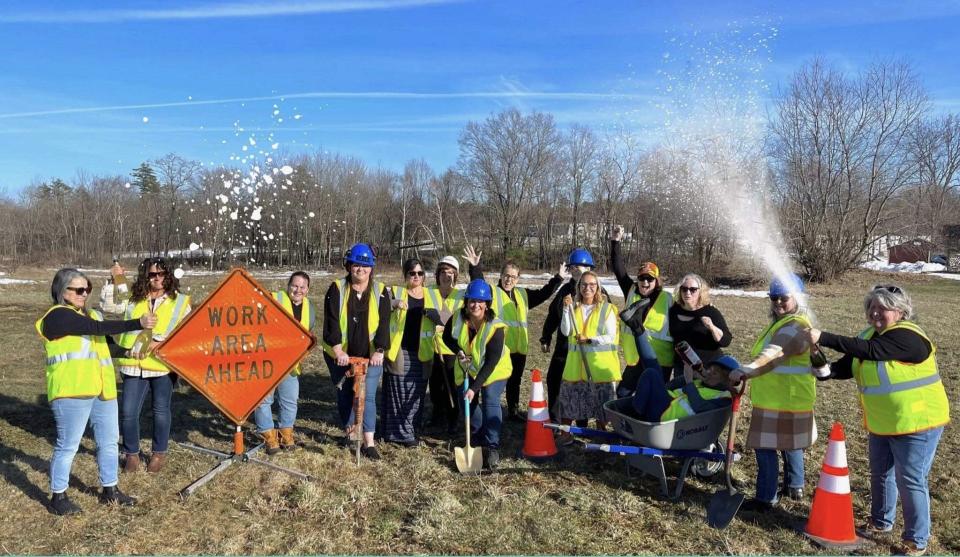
[{"xmin": 557, "ymin": 381, "xmax": 616, "ymax": 422}]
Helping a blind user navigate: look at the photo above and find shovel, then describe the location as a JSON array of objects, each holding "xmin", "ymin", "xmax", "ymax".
[
  {"xmin": 454, "ymin": 372, "xmax": 483, "ymax": 475},
  {"xmin": 707, "ymin": 381, "xmax": 746, "ymax": 529}
]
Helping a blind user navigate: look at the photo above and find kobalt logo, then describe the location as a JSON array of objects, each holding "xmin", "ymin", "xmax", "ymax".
[{"xmin": 676, "ymin": 423, "xmax": 709, "ymax": 440}]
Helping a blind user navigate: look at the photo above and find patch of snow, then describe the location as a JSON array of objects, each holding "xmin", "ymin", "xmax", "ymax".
[
  {"xmin": 860, "ymin": 261, "xmax": 946, "ymax": 273},
  {"xmin": 0, "ymin": 278, "xmax": 36, "ymax": 285}
]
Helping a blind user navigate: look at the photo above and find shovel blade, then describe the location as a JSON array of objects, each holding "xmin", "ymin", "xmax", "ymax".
[
  {"xmin": 707, "ymin": 489, "xmax": 745, "ymax": 529},
  {"xmin": 454, "ymin": 446, "xmax": 483, "ymax": 475}
]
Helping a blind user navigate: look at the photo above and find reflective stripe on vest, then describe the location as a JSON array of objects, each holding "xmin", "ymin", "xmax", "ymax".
[
  {"xmin": 562, "ymin": 302, "xmax": 621, "ymax": 383},
  {"xmin": 274, "ymin": 290, "xmax": 313, "ymax": 375},
  {"xmin": 386, "ymin": 286, "xmax": 409, "ymax": 362},
  {"xmin": 748, "ymin": 312, "xmax": 815, "ymax": 412},
  {"xmin": 851, "ymin": 321, "xmax": 949, "ymax": 435},
  {"xmin": 619, "ymin": 287, "xmax": 674, "ymax": 367},
  {"xmin": 116, "ymin": 294, "xmax": 191, "ymax": 372},
  {"xmin": 451, "ymin": 316, "xmax": 512, "ymax": 387},
  {"xmin": 36, "ymin": 305, "xmax": 117, "ymax": 402}
]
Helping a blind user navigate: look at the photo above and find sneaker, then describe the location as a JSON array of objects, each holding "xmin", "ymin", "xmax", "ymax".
[
  {"xmin": 618, "ymin": 298, "xmax": 651, "ymax": 334},
  {"xmin": 485, "ymin": 448, "xmax": 500, "ymax": 470},
  {"xmin": 894, "ymin": 540, "xmax": 926, "ymax": 556},
  {"xmin": 361, "ymin": 446, "xmax": 381, "ymax": 461},
  {"xmin": 740, "ymin": 498, "xmax": 778, "ymax": 512},
  {"xmin": 857, "ymin": 520, "xmax": 893, "ymax": 538},
  {"xmin": 99, "ymin": 486, "xmax": 136, "ymax": 507},
  {"xmin": 781, "ymin": 487, "xmax": 803, "ymax": 500},
  {"xmin": 49, "ymin": 492, "xmax": 82, "ymax": 516}
]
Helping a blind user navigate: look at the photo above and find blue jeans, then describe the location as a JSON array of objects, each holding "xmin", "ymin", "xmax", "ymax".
[
  {"xmin": 120, "ymin": 374, "xmax": 173, "ymax": 455},
  {"xmin": 755, "ymin": 448, "xmax": 805, "ymax": 503},
  {"xmin": 631, "ymin": 367, "xmax": 673, "ymax": 421},
  {"xmin": 324, "ymin": 353, "xmax": 383, "ymax": 434},
  {"xmin": 50, "ymin": 396, "xmax": 119, "ymax": 493},
  {"xmin": 253, "ymin": 373, "xmax": 299, "ymax": 432},
  {"xmin": 869, "ymin": 427, "xmax": 943, "ymax": 548},
  {"xmin": 634, "ymin": 331, "xmax": 663, "ymax": 379},
  {"xmin": 465, "ymin": 378, "xmax": 506, "ymax": 449}
]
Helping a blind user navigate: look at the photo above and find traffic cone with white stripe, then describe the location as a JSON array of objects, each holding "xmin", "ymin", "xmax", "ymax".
[
  {"xmin": 520, "ymin": 369, "xmax": 558, "ymax": 461},
  {"xmin": 803, "ymin": 422, "xmax": 864, "ymax": 550}
]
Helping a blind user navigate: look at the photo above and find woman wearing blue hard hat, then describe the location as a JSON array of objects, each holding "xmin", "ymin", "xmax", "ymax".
[
  {"xmin": 322, "ymin": 243, "xmax": 391, "ymax": 460},
  {"xmin": 729, "ymin": 272, "xmax": 818, "ymax": 511},
  {"xmin": 541, "ymin": 247, "xmax": 601, "ymax": 422},
  {"xmin": 441, "ymin": 278, "xmax": 512, "ymax": 470}
]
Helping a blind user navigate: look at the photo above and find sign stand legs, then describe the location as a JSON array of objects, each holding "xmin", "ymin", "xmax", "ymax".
[{"xmin": 177, "ymin": 424, "xmax": 313, "ymax": 499}]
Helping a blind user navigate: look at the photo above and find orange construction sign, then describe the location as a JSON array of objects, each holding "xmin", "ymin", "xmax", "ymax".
[{"xmin": 154, "ymin": 268, "xmax": 316, "ymax": 424}]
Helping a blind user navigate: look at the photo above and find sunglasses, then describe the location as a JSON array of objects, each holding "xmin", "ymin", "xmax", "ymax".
[
  {"xmin": 769, "ymin": 294, "xmax": 791, "ymax": 303},
  {"xmin": 148, "ymin": 271, "xmax": 167, "ymax": 279},
  {"xmin": 66, "ymin": 286, "xmax": 92, "ymax": 295},
  {"xmin": 407, "ymin": 270, "xmax": 425, "ymax": 277},
  {"xmin": 679, "ymin": 286, "xmax": 699, "ymax": 293},
  {"xmin": 874, "ymin": 285, "xmax": 903, "ymax": 294},
  {"xmin": 637, "ymin": 276, "xmax": 656, "ymax": 283}
]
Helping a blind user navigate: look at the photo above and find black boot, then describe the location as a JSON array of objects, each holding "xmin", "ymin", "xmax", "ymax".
[
  {"xmin": 100, "ymin": 486, "xmax": 136, "ymax": 506},
  {"xmin": 485, "ymin": 448, "xmax": 500, "ymax": 470},
  {"xmin": 49, "ymin": 492, "xmax": 82, "ymax": 516},
  {"xmin": 619, "ymin": 298, "xmax": 651, "ymax": 334}
]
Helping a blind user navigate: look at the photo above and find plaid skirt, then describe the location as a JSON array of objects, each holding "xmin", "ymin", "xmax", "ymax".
[
  {"xmin": 557, "ymin": 381, "xmax": 617, "ymax": 422},
  {"xmin": 746, "ymin": 407, "xmax": 817, "ymax": 450}
]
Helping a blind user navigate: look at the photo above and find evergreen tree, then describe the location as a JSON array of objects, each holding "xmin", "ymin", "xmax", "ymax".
[{"xmin": 132, "ymin": 163, "xmax": 160, "ymax": 195}]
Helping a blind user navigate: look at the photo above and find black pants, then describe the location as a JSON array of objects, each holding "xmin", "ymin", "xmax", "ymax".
[
  {"xmin": 546, "ymin": 340, "xmax": 568, "ymax": 422},
  {"xmin": 504, "ymin": 353, "xmax": 528, "ymax": 411},
  {"xmin": 428, "ymin": 354, "xmax": 458, "ymax": 425}
]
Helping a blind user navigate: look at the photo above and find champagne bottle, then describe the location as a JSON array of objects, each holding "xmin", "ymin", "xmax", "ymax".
[
  {"xmin": 810, "ymin": 343, "xmax": 831, "ymax": 378},
  {"xmin": 131, "ymin": 312, "xmax": 155, "ymax": 358},
  {"xmin": 675, "ymin": 341, "xmax": 704, "ymax": 373},
  {"xmin": 111, "ymin": 259, "xmax": 130, "ymax": 303}
]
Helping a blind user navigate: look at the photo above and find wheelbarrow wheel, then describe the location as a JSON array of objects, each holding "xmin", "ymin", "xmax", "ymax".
[{"xmin": 691, "ymin": 443, "xmax": 724, "ymax": 478}]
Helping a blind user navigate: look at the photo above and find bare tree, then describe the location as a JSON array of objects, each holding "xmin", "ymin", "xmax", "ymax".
[{"xmin": 769, "ymin": 59, "xmax": 928, "ymax": 281}]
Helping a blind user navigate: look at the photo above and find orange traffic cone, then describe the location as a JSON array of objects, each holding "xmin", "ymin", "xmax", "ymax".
[
  {"xmin": 520, "ymin": 369, "xmax": 558, "ymax": 461},
  {"xmin": 803, "ymin": 422, "xmax": 864, "ymax": 550}
]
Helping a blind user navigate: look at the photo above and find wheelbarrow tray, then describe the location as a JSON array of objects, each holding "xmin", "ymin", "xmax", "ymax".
[{"xmin": 603, "ymin": 397, "xmax": 731, "ymax": 451}]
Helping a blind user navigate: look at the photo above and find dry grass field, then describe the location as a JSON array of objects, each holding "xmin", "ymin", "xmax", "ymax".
[{"xmin": 0, "ymin": 266, "xmax": 957, "ymax": 555}]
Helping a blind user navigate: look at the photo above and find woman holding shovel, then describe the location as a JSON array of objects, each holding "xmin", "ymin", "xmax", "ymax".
[
  {"xmin": 441, "ymin": 279, "xmax": 512, "ymax": 470},
  {"xmin": 556, "ymin": 271, "xmax": 621, "ymax": 445}
]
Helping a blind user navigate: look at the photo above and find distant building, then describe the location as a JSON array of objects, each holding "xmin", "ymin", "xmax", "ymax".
[{"xmin": 888, "ymin": 239, "xmax": 937, "ymax": 264}]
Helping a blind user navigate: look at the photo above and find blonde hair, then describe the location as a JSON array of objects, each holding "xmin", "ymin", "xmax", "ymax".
[
  {"xmin": 576, "ymin": 271, "xmax": 607, "ymax": 305},
  {"xmin": 674, "ymin": 273, "xmax": 711, "ymax": 307}
]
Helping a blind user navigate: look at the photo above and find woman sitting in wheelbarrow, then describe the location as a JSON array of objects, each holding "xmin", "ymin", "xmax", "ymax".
[{"xmin": 630, "ymin": 355, "xmax": 739, "ymax": 422}]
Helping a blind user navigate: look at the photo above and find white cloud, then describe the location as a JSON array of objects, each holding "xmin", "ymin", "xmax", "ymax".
[{"xmin": 0, "ymin": 0, "xmax": 461, "ymax": 23}]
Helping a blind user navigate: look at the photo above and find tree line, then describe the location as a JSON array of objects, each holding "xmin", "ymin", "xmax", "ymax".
[{"xmin": 2, "ymin": 58, "xmax": 958, "ymax": 282}]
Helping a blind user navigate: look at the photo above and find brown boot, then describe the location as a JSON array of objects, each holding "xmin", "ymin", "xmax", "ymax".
[
  {"xmin": 146, "ymin": 452, "xmax": 166, "ymax": 473},
  {"xmin": 261, "ymin": 429, "xmax": 281, "ymax": 455},
  {"xmin": 279, "ymin": 427, "xmax": 299, "ymax": 451},
  {"xmin": 122, "ymin": 453, "xmax": 141, "ymax": 473}
]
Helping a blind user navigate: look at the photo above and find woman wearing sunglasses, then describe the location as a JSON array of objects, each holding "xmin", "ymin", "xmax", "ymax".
[
  {"xmin": 382, "ymin": 258, "xmax": 431, "ymax": 446},
  {"xmin": 37, "ymin": 268, "xmax": 157, "ymax": 515},
  {"xmin": 100, "ymin": 257, "xmax": 191, "ymax": 474},
  {"xmin": 729, "ymin": 273, "xmax": 816, "ymax": 511},
  {"xmin": 808, "ymin": 285, "xmax": 948, "ymax": 556},
  {"xmin": 668, "ymin": 273, "xmax": 732, "ymax": 381}
]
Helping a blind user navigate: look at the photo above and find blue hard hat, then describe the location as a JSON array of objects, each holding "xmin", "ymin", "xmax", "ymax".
[
  {"xmin": 344, "ymin": 243, "xmax": 376, "ymax": 267},
  {"xmin": 769, "ymin": 273, "xmax": 804, "ymax": 297},
  {"xmin": 464, "ymin": 279, "xmax": 493, "ymax": 302},
  {"xmin": 567, "ymin": 248, "xmax": 595, "ymax": 268},
  {"xmin": 708, "ymin": 355, "xmax": 741, "ymax": 371}
]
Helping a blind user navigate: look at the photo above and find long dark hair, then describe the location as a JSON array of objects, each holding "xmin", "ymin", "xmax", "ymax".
[{"xmin": 131, "ymin": 257, "xmax": 181, "ymax": 301}]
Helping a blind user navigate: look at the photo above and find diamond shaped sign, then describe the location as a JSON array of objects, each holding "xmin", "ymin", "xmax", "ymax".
[{"xmin": 154, "ymin": 268, "xmax": 316, "ymax": 424}]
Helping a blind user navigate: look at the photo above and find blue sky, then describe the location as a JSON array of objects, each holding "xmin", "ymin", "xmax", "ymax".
[{"xmin": 1, "ymin": 0, "xmax": 960, "ymax": 193}]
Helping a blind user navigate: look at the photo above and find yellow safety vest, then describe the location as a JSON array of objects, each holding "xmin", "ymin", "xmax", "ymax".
[
  {"xmin": 386, "ymin": 286, "xmax": 434, "ymax": 363},
  {"xmin": 274, "ymin": 290, "xmax": 315, "ymax": 376},
  {"xmin": 749, "ymin": 313, "xmax": 815, "ymax": 412},
  {"xmin": 115, "ymin": 294, "xmax": 191, "ymax": 373},
  {"xmin": 562, "ymin": 302, "xmax": 622, "ymax": 383},
  {"xmin": 661, "ymin": 381, "xmax": 731, "ymax": 421},
  {"xmin": 424, "ymin": 286, "xmax": 464, "ymax": 357},
  {"xmin": 321, "ymin": 279, "xmax": 385, "ymax": 358},
  {"xmin": 851, "ymin": 321, "xmax": 950, "ymax": 435},
  {"xmin": 620, "ymin": 287, "xmax": 674, "ymax": 367},
  {"xmin": 491, "ymin": 286, "xmax": 531, "ymax": 354},
  {"xmin": 451, "ymin": 315, "xmax": 512, "ymax": 387},
  {"xmin": 36, "ymin": 305, "xmax": 117, "ymax": 402}
]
